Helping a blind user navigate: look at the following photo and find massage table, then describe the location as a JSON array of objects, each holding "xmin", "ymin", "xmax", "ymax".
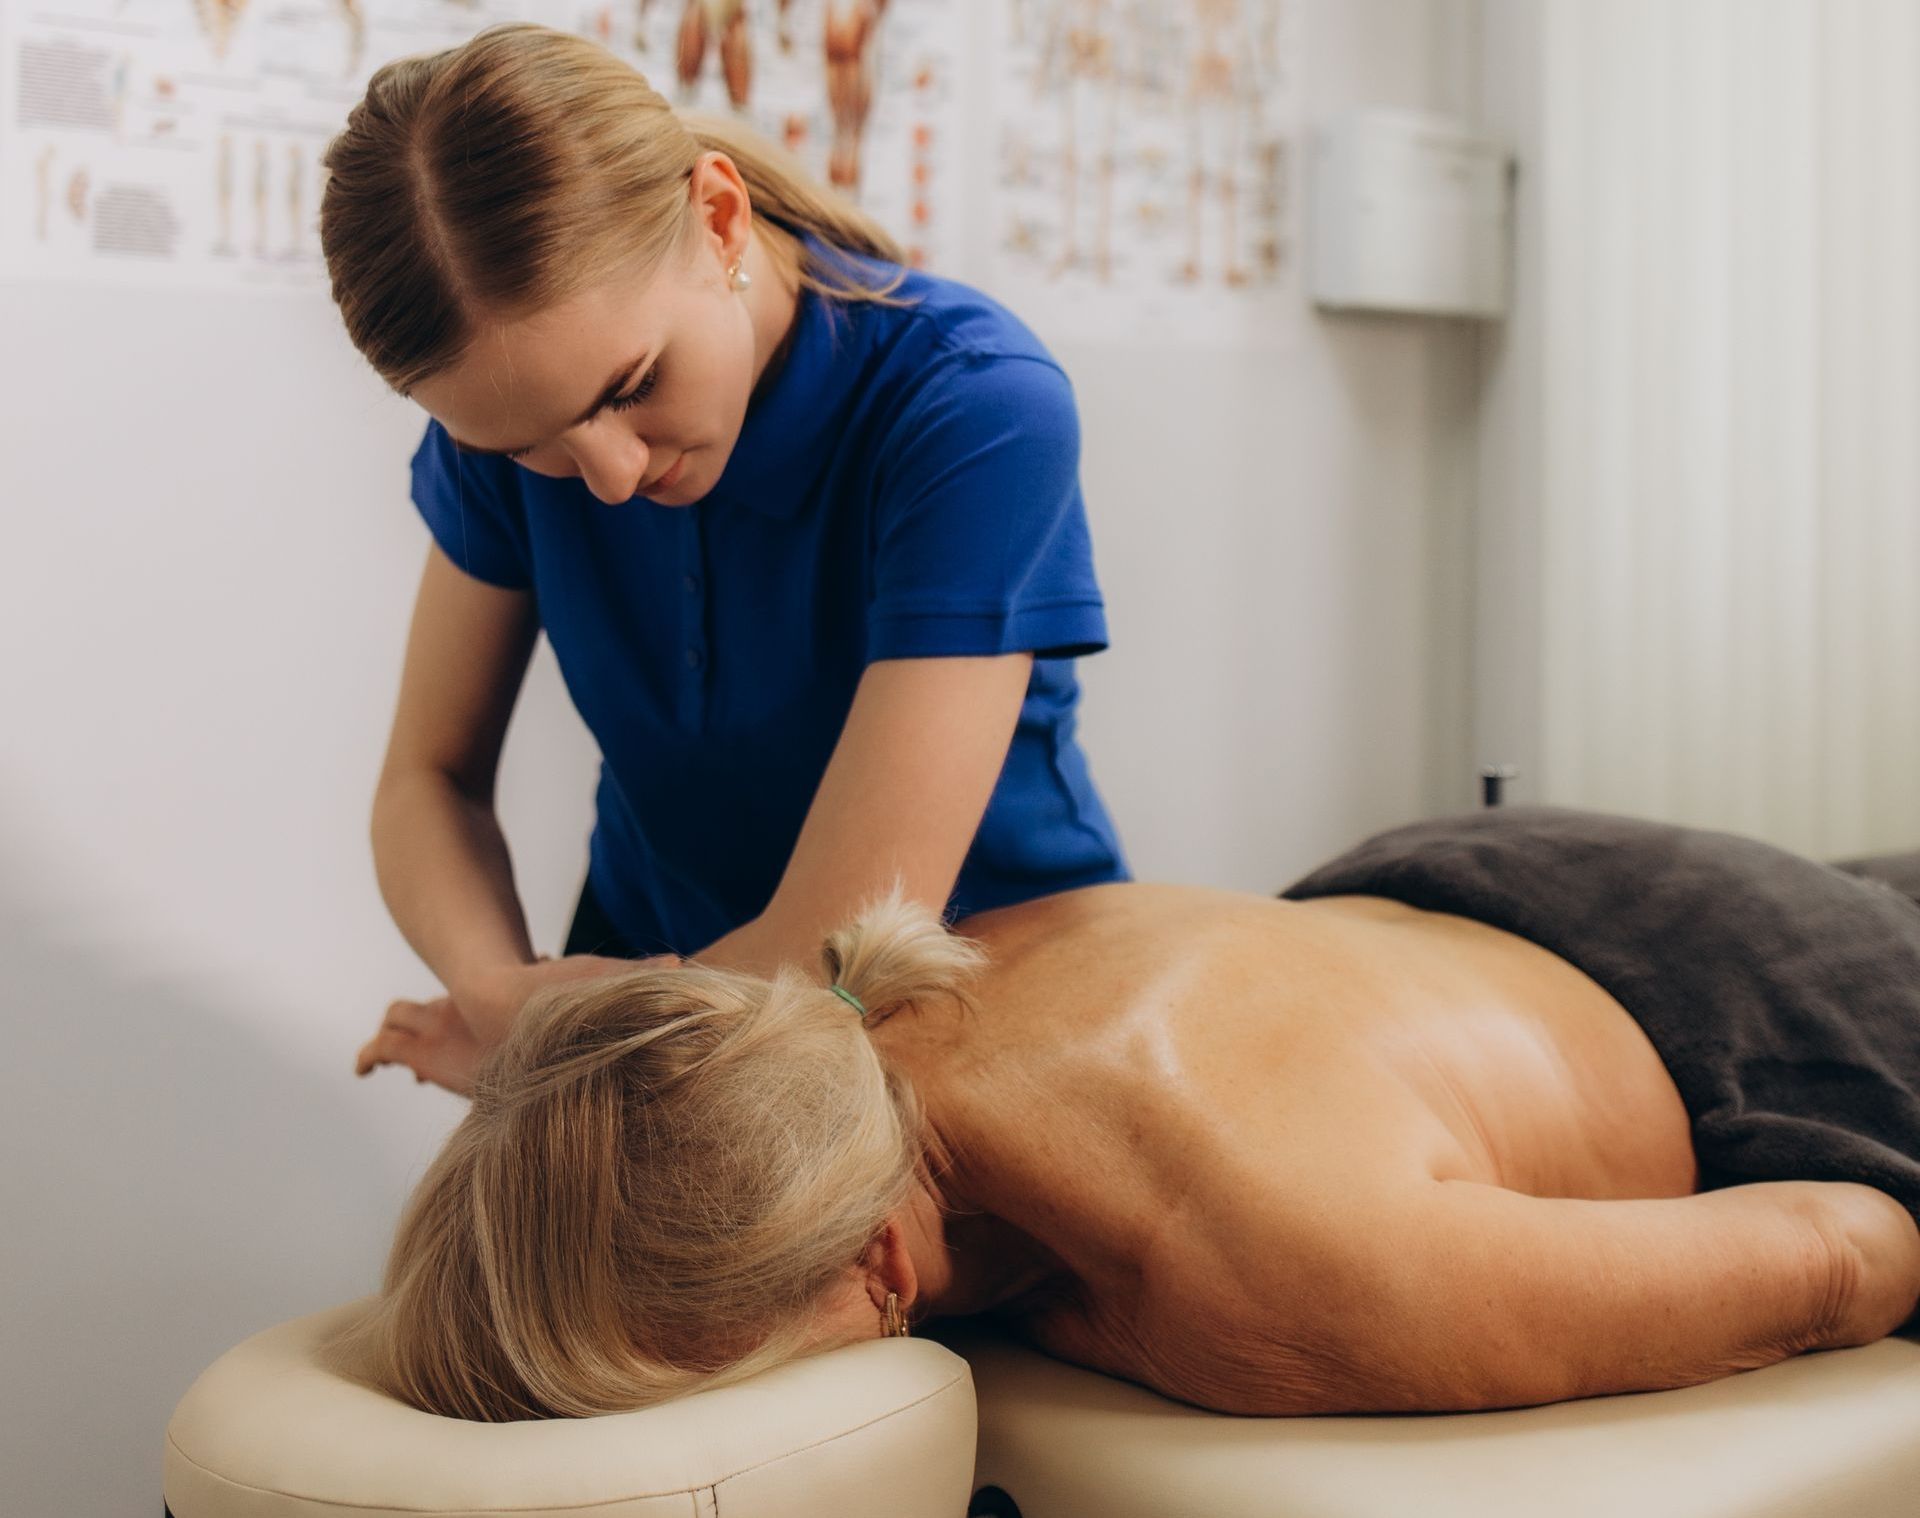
[{"xmin": 165, "ymin": 1299, "xmax": 1920, "ymax": 1517}]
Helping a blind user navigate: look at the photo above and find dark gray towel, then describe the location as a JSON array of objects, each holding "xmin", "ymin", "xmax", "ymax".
[{"xmin": 1281, "ymin": 806, "xmax": 1920, "ymax": 1232}]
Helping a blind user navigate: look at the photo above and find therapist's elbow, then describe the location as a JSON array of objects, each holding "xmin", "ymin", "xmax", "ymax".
[{"xmin": 369, "ymin": 763, "xmax": 493, "ymax": 854}]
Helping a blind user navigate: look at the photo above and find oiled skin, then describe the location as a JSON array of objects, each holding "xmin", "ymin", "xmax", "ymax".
[{"xmin": 872, "ymin": 882, "xmax": 1714, "ymax": 1409}]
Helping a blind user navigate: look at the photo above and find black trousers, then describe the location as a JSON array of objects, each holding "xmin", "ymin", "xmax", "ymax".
[{"xmin": 562, "ymin": 874, "xmax": 645, "ymax": 960}]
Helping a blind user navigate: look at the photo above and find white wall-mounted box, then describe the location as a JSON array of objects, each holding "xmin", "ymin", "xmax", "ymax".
[{"xmin": 1309, "ymin": 109, "xmax": 1513, "ymax": 319}]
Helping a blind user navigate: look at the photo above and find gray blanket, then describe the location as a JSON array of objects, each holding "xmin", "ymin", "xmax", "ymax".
[{"xmin": 1280, "ymin": 806, "xmax": 1920, "ymax": 1230}]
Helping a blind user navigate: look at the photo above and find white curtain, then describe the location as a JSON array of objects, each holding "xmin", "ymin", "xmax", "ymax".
[{"xmin": 1481, "ymin": 0, "xmax": 1920, "ymax": 857}]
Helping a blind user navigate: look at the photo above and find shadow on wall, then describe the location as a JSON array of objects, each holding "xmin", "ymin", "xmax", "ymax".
[{"xmin": 0, "ymin": 847, "xmax": 449, "ymax": 1517}]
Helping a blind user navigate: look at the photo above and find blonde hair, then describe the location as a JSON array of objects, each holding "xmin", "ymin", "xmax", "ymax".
[
  {"xmin": 319, "ymin": 21, "xmax": 910, "ymax": 395},
  {"xmin": 323, "ymin": 889, "xmax": 986, "ymax": 1421}
]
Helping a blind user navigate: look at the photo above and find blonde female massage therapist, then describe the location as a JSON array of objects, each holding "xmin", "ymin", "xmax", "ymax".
[{"xmin": 321, "ymin": 23, "xmax": 1129, "ymax": 1080}]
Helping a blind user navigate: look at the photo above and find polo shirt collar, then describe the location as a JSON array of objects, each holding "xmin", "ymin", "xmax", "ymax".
[{"xmin": 699, "ymin": 242, "xmax": 872, "ymax": 520}]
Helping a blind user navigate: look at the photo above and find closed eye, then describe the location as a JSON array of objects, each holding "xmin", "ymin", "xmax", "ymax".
[
  {"xmin": 608, "ymin": 366, "xmax": 661, "ymax": 411},
  {"xmin": 501, "ymin": 365, "xmax": 661, "ymax": 461}
]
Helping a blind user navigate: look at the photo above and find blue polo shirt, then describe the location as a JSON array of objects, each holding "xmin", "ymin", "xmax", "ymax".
[{"xmin": 408, "ymin": 239, "xmax": 1130, "ymax": 955}]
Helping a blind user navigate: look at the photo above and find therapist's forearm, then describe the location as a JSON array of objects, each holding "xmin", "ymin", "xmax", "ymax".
[
  {"xmin": 684, "ymin": 656, "xmax": 1025, "ymax": 980},
  {"xmin": 691, "ymin": 912, "xmax": 823, "ymax": 980},
  {"xmin": 370, "ymin": 767, "xmax": 538, "ymax": 1000}
]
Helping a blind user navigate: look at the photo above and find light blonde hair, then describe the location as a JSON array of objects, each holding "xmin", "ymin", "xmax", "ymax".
[
  {"xmin": 318, "ymin": 21, "xmax": 910, "ymax": 395},
  {"xmin": 323, "ymin": 889, "xmax": 986, "ymax": 1421}
]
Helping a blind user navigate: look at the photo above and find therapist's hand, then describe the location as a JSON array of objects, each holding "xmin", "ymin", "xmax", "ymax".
[
  {"xmin": 356, "ymin": 953, "xmax": 679, "ymax": 1097},
  {"xmin": 355, "ymin": 992, "xmax": 486, "ymax": 1096}
]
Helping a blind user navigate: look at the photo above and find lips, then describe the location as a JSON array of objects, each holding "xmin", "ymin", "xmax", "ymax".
[{"xmin": 644, "ymin": 454, "xmax": 687, "ymax": 493}]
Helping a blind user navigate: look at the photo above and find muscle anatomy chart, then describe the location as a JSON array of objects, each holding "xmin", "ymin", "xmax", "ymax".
[
  {"xmin": 0, "ymin": 0, "xmax": 963, "ymax": 287},
  {"xmin": 632, "ymin": 0, "xmax": 961, "ymax": 270}
]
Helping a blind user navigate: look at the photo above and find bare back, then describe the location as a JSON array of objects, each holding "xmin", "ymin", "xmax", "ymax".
[{"xmin": 877, "ymin": 882, "xmax": 1706, "ymax": 1409}]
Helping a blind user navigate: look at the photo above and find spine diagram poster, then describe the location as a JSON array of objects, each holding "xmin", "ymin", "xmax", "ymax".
[
  {"xmin": 984, "ymin": 0, "xmax": 1300, "ymax": 347},
  {"xmin": 0, "ymin": 0, "xmax": 963, "ymax": 288}
]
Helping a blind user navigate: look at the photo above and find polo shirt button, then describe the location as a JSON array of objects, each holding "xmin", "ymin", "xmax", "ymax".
[
  {"xmin": 684, "ymin": 646, "xmax": 703, "ymax": 670},
  {"xmin": 682, "ymin": 573, "xmax": 700, "ymax": 594}
]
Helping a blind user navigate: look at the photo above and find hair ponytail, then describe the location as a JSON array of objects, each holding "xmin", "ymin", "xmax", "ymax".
[
  {"xmin": 327, "ymin": 909, "xmax": 986, "ymax": 1420},
  {"xmin": 821, "ymin": 884, "xmax": 987, "ymax": 1027}
]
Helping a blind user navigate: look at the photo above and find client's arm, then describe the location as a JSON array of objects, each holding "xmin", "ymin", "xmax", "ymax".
[{"xmin": 1357, "ymin": 1177, "xmax": 1920, "ymax": 1412}]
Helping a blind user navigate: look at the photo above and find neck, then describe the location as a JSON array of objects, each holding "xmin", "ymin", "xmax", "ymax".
[
  {"xmin": 927, "ymin": 1206, "xmax": 1071, "ymax": 1320},
  {"xmin": 742, "ymin": 222, "xmax": 803, "ymax": 394},
  {"xmin": 896, "ymin": 1098, "xmax": 1074, "ymax": 1322}
]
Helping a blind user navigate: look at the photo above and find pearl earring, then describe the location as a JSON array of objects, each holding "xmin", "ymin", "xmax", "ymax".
[{"xmin": 728, "ymin": 260, "xmax": 752, "ymax": 293}]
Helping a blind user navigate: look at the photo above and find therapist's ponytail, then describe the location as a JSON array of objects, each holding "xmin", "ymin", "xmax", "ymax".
[
  {"xmin": 319, "ymin": 21, "xmax": 909, "ymax": 397},
  {"xmin": 674, "ymin": 110, "xmax": 912, "ymax": 306}
]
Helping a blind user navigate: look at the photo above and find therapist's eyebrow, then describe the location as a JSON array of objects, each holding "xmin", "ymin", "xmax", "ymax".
[{"xmin": 449, "ymin": 350, "xmax": 653, "ymax": 457}]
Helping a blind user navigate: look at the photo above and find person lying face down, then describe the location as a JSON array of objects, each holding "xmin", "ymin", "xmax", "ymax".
[{"xmin": 333, "ymin": 815, "xmax": 1920, "ymax": 1422}]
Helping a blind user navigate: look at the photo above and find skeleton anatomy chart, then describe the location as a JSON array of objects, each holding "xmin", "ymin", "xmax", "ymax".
[
  {"xmin": 0, "ymin": 0, "xmax": 963, "ymax": 287},
  {"xmin": 986, "ymin": 0, "xmax": 1299, "ymax": 346},
  {"xmin": 1, "ymin": 0, "xmax": 1299, "ymax": 343}
]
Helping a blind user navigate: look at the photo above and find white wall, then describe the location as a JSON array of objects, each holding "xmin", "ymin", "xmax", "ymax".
[
  {"xmin": 0, "ymin": 4, "xmax": 1480, "ymax": 1511},
  {"xmin": 1065, "ymin": 0, "xmax": 1483, "ymax": 888}
]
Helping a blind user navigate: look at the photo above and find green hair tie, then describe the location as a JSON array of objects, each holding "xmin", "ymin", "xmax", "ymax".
[{"xmin": 829, "ymin": 984, "xmax": 869, "ymax": 1019}]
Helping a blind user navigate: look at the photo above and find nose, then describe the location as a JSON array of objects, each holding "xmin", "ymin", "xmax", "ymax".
[{"xmin": 564, "ymin": 418, "xmax": 649, "ymax": 505}]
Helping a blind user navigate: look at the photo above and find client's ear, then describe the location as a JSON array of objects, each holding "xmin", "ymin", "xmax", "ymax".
[{"xmin": 861, "ymin": 1216, "xmax": 920, "ymax": 1313}]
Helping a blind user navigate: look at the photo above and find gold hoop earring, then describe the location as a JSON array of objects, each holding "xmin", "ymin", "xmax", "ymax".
[
  {"xmin": 728, "ymin": 260, "xmax": 752, "ymax": 293},
  {"xmin": 884, "ymin": 1291, "xmax": 910, "ymax": 1338}
]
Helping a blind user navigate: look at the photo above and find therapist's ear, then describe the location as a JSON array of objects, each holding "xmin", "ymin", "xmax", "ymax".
[{"xmin": 687, "ymin": 152, "xmax": 752, "ymax": 282}]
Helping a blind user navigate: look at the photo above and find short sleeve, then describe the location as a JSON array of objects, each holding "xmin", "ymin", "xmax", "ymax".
[
  {"xmin": 866, "ymin": 355, "xmax": 1109, "ymax": 661},
  {"xmin": 408, "ymin": 418, "xmax": 533, "ymax": 590}
]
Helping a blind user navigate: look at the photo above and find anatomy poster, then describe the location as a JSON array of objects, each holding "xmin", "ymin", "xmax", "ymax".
[
  {"xmin": 0, "ymin": 0, "xmax": 962, "ymax": 288},
  {"xmin": 0, "ymin": 0, "xmax": 1299, "ymax": 344},
  {"xmin": 630, "ymin": 0, "xmax": 962, "ymax": 272},
  {"xmin": 985, "ymin": 0, "xmax": 1300, "ymax": 347}
]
